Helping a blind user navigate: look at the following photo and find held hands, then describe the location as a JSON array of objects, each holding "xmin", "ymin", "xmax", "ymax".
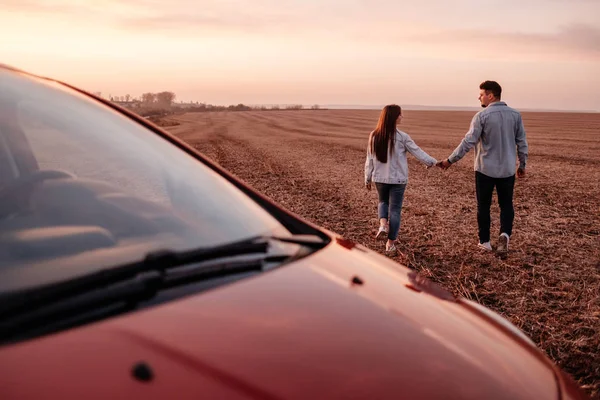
[
  {"xmin": 424, "ymin": 159, "xmax": 451, "ymax": 170},
  {"xmin": 365, "ymin": 182, "xmax": 372, "ymax": 191},
  {"xmin": 428, "ymin": 159, "xmax": 525, "ymax": 176},
  {"xmin": 436, "ymin": 159, "xmax": 452, "ymax": 170}
]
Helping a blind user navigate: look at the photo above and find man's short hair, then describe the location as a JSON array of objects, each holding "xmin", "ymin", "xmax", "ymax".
[{"xmin": 480, "ymin": 81, "xmax": 502, "ymax": 99}]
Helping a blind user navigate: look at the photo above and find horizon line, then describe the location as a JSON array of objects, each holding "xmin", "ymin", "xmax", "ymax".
[{"xmin": 244, "ymin": 103, "xmax": 600, "ymax": 113}]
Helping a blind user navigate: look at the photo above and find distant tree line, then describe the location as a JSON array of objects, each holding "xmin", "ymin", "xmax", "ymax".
[
  {"xmin": 93, "ymin": 91, "xmax": 324, "ymax": 117},
  {"xmin": 177, "ymin": 103, "xmax": 316, "ymax": 112},
  {"xmin": 93, "ymin": 91, "xmax": 176, "ymax": 107}
]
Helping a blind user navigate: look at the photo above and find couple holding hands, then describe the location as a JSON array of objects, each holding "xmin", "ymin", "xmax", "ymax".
[{"xmin": 365, "ymin": 81, "xmax": 529, "ymax": 256}]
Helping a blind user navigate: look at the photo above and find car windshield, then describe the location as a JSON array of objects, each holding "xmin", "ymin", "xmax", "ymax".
[{"xmin": 0, "ymin": 68, "xmax": 287, "ymax": 294}]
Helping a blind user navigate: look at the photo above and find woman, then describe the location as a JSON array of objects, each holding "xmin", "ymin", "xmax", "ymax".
[{"xmin": 364, "ymin": 104, "xmax": 437, "ymax": 255}]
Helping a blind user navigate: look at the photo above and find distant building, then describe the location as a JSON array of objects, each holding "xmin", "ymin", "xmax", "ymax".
[
  {"xmin": 112, "ymin": 100, "xmax": 142, "ymax": 109},
  {"xmin": 177, "ymin": 102, "xmax": 200, "ymax": 109}
]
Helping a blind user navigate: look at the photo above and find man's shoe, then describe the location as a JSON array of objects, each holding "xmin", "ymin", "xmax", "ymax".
[
  {"xmin": 478, "ymin": 241, "xmax": 493, "ymax": 251},
  {"xmin": 497, "ymin": 233, "xmax": 509, "ymax": 253}
]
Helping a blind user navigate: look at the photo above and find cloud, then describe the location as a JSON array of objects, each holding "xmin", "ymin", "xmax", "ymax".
[
  {"xmin": 1, "ymin": 0, "xmax": 170, "ymax": 20},
  {"xmin": 399, "ymin": 24, "xmax": 600, "ymax": 61},
  {"xmin": 3, "ymin": 0, "xmax": 599, "ymax": 62},
  {"xmin": 2, "ymin": 0, "xmax": 85, "ymax": 13},
  {"xmin": 120, "ymin": 12, "xmax": 292, "ymax": 34},
  {"xmin": 114, "ymin": 0, "xmax": 332, "ymax": 35},
  {"xmin": 560, "ymin": 24, "xmax": 600, "ymax": 52},
  {"xmin": 1, "ymin": 0, "xmax": 300, "ymax": 35}
]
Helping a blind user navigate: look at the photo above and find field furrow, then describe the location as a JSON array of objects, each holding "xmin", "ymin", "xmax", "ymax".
[{"xmin": 167, "ymin": 109, "xmax": 600, "ymax": 397}]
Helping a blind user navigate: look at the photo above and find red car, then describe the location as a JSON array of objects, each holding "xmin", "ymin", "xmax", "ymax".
[{"xmin": 0, "ymin": 64, "xmax": 588, "ymax": 400}]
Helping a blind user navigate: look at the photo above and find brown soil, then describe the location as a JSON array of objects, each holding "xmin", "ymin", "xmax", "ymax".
[
  {"xmin": 167, "ymin": 109, "xmax": 600, "ymax": 398},
  {"xmin": 148, "ymin": 115, "xmax": 180, "ymax": 127}
]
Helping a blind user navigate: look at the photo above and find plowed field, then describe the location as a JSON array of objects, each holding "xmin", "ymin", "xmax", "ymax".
[{"xmin": 166, "ymin": 109, "xmax": 600, "ymax": 397}]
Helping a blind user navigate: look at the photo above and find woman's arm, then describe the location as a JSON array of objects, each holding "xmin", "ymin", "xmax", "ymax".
[
  {"xmin": 400, "ymin": 131, "xmax": 437, "ymax": 167},
  {"xmin": 364, "ymin": 133, "xmax": 374, "ymax": 184}
]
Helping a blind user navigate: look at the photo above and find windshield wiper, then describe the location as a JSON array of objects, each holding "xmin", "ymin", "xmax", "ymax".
[
  {"xmin": 0, "ymin": 270, "xmax": 164, "ymax": 343},
  {"xmin": 0, "ymin": 255, "xmax": 268, "ymax": 344},
  {"xmin": 0, "ymin": 236, "xmax": 267, "ymax": 317},
  {"xmin": 269, "ymin": 234, "xmax": 327, "ymax": 248},
  {"xmin": 0, "ymin": 234, "xmax": 327, "ymax": 320},
  {"xmin": 0, "ymin": 233, "xmax": 326, "ymax": 343}
]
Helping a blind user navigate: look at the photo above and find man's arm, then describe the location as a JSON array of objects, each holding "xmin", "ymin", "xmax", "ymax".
[
  {"xmin": 516, "ymin": 114, "xmax": 528, "ymax": 171},
  {"xmin": 447, "ymin": 112, "xmax": 484, "ymax": 164}
]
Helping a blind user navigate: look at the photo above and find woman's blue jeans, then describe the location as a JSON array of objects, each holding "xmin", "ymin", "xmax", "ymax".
[{"xmin": 375, "ymin": 183, "xmax": 407, "ymax": 241}]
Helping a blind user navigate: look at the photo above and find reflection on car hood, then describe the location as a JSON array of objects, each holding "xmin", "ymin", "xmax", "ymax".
[{"xmin": 0, "ymin": 239, "xmax": 558, "ymax": 400}]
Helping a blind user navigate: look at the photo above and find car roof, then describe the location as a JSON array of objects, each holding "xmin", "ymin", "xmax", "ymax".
[
  {"xmin": 0, "ymin": 63, "xmax": 64, "ymax": 86},
  {"xmin": 0, "ymin": 63, "xmax": 22, "ymax": 72},
  {"xmin": 0, "ymin": 63, "xmax": 33, "ymax": 76}
]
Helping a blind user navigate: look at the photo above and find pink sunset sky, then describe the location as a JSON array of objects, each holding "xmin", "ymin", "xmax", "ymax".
[{"xmin": 1, "ymin": 0, "xmax": 599, "ymax": 111}]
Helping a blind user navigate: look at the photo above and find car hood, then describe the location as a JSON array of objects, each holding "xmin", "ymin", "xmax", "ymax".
[{"xmin": 0, "ymin": 238, "xmax": 559, "ymax": 400}]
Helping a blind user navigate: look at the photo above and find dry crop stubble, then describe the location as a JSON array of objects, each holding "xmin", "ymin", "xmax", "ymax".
[{"xmin": 167, "ymin": 109, "xmax": 600, "ymax": 397}]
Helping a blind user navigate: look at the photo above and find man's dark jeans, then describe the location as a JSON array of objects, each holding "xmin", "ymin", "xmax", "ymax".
[{"xmin": 475, "ymin": 171, "xmax": 515, "ymax": 243}]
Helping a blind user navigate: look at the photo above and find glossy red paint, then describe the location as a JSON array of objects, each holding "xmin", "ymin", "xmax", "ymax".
[{"xmin": 0, "ymin": 238, "xmax": 588, "ymax": 399}]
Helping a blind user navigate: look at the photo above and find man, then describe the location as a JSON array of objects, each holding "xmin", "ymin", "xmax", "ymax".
[{"xmin": 438, "ymin": 81, "xmax": 528, "ymax": 254}]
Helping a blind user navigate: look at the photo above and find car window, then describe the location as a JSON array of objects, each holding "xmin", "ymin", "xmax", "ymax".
[
  {"xmin": 0, "ymin": 69, "xmax": 287, "ymax": 292},
  {"xmin": 17, "ymin": 101, "xmax": 172, "ymax": 205}
]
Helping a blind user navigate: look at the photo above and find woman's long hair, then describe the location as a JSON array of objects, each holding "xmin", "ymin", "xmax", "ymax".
[{"xmin": 371, "ymin": 104, "xmax": 401, "ymax": 163}]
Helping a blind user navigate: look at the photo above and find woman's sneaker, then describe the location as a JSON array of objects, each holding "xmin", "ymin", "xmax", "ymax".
[
  {"xmin": 385, "ymin": 243, "xmax": 398, "ymax": 256},
  {"xmin": 375, "ymin": 226, "xmax": 388, "ymax": 241}
]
